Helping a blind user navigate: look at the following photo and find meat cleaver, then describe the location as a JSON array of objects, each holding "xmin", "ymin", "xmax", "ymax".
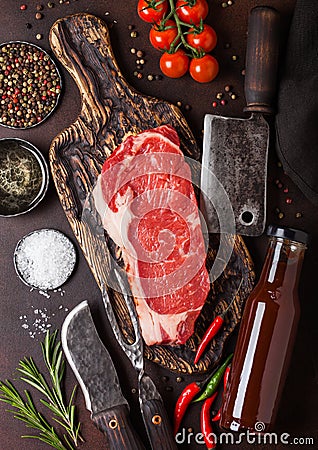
[
  {"xmin": 201, "ymin": 6, "xmax": 280, "ymax": 236},
  {"xmin": 61, "ymin": 301, "xmax": 145, "ymax": 450}
]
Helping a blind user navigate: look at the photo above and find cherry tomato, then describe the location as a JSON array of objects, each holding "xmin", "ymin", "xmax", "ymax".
[
  {"xmin": 189, "ymin": 55, "xmax": 219, "ymax": 83},
  {"xmin": 149, "ymin": 20, "xmax": 179, "ymax": 51},
  {"xmin": 160, "ymin": 50, "xmax": 189, "ymax": 78},
  {"xmin": 186, "ymin": 24, "xmax": 217, "ymax": 53},
  {"xmin": 176, "ymin": 0, "xmax": 208, "ymax": 25},
  {"xmin": 138, "ymin": 0, "xmax": 168, "ymax": 23}
]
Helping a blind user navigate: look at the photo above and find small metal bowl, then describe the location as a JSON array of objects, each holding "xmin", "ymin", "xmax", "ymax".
[
  {"xmin": 0, "ymin": 137, "xmax": 49, "ymax": 217},
  {"xmin": 0, "ymin": 41, "xmax": 62, "ymax": 129}
]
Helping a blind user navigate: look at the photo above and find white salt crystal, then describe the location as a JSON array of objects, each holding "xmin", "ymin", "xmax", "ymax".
[{"xmin": 14, "ymin": 229, "xmax": 76, "ymax": 291}]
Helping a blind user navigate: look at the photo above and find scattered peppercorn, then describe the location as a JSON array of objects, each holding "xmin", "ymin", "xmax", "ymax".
[
  {"xmin": 275, "ymin": 207, "xmax": 281, "ymax": 214},
  {"xmin": 295, "ymin": 212, "xmax": 302, "ymax": 219},
  {"xmin": 131, "ymin": 388, "xmax": 137, "ymax": 394},
  {"xmin": 241, "ymin": 69, "xmax": 246, "ymax": 76},
  {"xmin": 176, "ymin": 376, "xmax": 184, "ymax": 383},
  {"xmin": 36, "ymin": 34, "xmax": 43, "ymax": 40},
  {"xmin": 228, "ymin": 0, "xmax": 233, "ymax": 5},
  {"xmin": 136, "ymin": 50, "xmax": 144, "ymax": 58},
  {"xmin": 184, "ymin": 104, "xmax": 191, "ymax": 111},
  {"xmin": 277, "ymin": 161, "xmax": 282, "ymax": 167},
  {"xmin": 283, "ymin": 187, "xmax": 289, "ymax": 193},
  {"xmin": 224, "ymin": 43, "xmax": 231, "ymax": 49},
  {"xmin": 147, "ymin": 74, "xmax": 154, "ymax": 81},
  {"xmin": 47, "ymin": 2, "xmax": 54, "ymax": 7},
  {"xmin": 220, "ymin": 99, "xmax": 227, "ymax": 106},
  {"xmin": 36, "ymin": 4, "xmax": 43, "ymax": 10},
  {"xmin": 176, "ymin": 101, "xmax": 182, "ymax": 107},
  {"xmin": 26, "ymin": 23, "xmax": 32, "ymax": 29},
  {"xmin": 130, "ymin": 48, "xmax": 136, "ymax": 54},
  {"xmin": 136, "ymin": 72, "xmax": 143, "ymax": 79},
  {"xmin": 221, "ymin": 2, "xmax": 228, "ymax": 7},
  {"xmin": 278, "ymin": 212, "xmax": 285, "ymax": 219},
  {"xmin": 130, "ymin": 31, "xmax": 138, "ymax": 38},
  {"xmin": 232, "ymin": 55, "xmax": 238, "ymax": 61},
  {"xmin": 212, "ymin": 101, "xmax": 217, "ymax": 108},
  {"xmin": 35, "ymin": 12, "xmax": 43, "ymax": 19},
  {"xmin": 231, "ymin": 93, "xmax": 237, "ymax": 100},
  {"xmin": 216, "ymin": 92, "xmax": 223, "ymax": 100},
  {"xmin": 285, "ymin": 197, "xmax": 293, "ymax": 204},
  {"xmin": 0, "ymin": 42, "xmax": 61, "ymax": 129},
  {"xmin": 161, "ymin": 376, "xmax": 169, "ymax": 383},
  {"xmin": 128, "ymin": 24, "xmax": 134, "ymax": 30},
  {"xmin": 224, "ymin": 85, "xmax": 231, "ymax": 92},
  {"xmin": 20, "ymin": 4, "xmax": 27, "ymax": 10},
  {"xmin": 139, "ymin": 58, "xmax": 145, "ymax": 65},
  {"xmin": 154, "ymin": 74, "xmax": 162, "ymax": 80}
]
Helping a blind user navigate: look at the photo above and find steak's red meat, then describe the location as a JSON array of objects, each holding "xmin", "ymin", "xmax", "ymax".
[{"xmin": 93, "ymin": 125, "xmax": 210, "ymax": 345}]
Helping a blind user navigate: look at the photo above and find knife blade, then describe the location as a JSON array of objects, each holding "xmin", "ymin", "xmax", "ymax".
[
  {"xmin": 61, "ymin": 301, "xmax": 145, "ymax": 450},
  {"xmin": 201, "ymin": 6, "xmax": 280, "ymax": 236}
]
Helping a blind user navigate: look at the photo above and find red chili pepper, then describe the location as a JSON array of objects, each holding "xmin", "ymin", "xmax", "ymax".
[
  {"xmin": 194, "ymin": 279, "xmax": 243, "ymax": 365},
  {"xmin": 201, "ymin": 392, "xmax": 218, "ymax": 449},
  {"xmin": 212, "ymin": 364, "xmax": 231, "ymax": 422},
  {"xmin": 173, "ymin": 382, "xmax": 201, "ymax": 435}
]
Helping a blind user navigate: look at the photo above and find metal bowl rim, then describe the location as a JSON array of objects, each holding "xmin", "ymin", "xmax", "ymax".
[
  {"xmin": 0, "ymin": 40, "xmax": 62, "ymax": 130},
  {"xmin": 0, "ymin": 137, "xmax": 49, "ymax": 217},
  {"xmin": 13, "ymin": 228, "xmax": 77, "ymax": 290}
]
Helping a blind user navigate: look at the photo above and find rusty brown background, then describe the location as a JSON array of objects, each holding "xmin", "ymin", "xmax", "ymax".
[{"xmin": 1, "ymin": 1, "xmax": 318, "ymax": 449}]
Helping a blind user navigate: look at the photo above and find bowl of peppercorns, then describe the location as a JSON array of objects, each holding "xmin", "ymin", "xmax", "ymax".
[{"xmin": 0, "ymin": 41, "xmax": 62, "ymax": 129}]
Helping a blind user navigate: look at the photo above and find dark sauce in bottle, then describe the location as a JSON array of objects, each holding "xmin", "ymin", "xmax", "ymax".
[{"xmin": 220, "ymin": 226, "xmax": 308, "ymax": 433}]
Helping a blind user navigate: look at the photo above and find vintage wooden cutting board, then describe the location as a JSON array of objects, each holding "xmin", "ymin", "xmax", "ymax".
[{"xmin": 49, "ymin": 13, "xmax": 255, "ymax": 374}]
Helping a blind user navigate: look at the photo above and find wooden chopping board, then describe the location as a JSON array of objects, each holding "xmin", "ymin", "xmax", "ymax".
[{"xmin": 49, "ymin": 13, "xmax": 255, "ymax": 374}]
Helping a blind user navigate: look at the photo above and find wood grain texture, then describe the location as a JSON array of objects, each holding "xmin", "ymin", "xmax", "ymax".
[{"xmin": 49, "ymin": 13, "xmax": 255, "ymax": 373}]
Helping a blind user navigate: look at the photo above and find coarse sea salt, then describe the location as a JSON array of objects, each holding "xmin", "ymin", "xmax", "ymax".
[{"xmin": 14, "ymin": 229, "xmax": 76, "ymax": 291}]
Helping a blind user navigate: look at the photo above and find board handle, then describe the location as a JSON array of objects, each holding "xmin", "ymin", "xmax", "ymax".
[
  {"xmin": 92, "ymin": 405, "xmax": 146, "ymax": 450},
  {"xmin": 244, "ymin": 6, "xmax": 280, "ymax": 115}
]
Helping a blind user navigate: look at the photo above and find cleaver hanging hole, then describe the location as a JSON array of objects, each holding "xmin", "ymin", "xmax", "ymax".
[{"xmin": 240, "ymin": 210, "xmax": 255, "ymax": 226}]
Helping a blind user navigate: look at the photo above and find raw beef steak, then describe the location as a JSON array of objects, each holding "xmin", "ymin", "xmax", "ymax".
[{"xmin": 93, "ymin": 125, "xmax": 210, "ymax": 345}]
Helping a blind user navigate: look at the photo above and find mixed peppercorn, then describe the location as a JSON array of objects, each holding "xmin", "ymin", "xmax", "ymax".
[
  {"xmin": 137, "ymin": 0, "xmax": 219, "ymax": 83},
  {"xmin": 0, "ymin": 42, "xmax": 61, "ymax": 128}
]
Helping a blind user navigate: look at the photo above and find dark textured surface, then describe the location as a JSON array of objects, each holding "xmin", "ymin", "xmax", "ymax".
[
  {"xmin": 48, "ymin": 12, "xmax": 254, "ymax": 373},
  {"xmin": 1, "ymin": 1, "xmax": 318, "ymax": 450}
]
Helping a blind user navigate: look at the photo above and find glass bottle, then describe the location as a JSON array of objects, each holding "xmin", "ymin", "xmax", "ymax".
[{"xmin": 220, "ymin": 225, "xmax": 308, "ymax": 433}]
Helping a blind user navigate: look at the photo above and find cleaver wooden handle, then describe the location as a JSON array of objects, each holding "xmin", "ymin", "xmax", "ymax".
[
  {"xmin": 92, "ymin": 404, "xmax": 146, "ymax": 450},
  {"xmin": 244, "ymin": 6, "xmax": 280, "ymax": 115}
]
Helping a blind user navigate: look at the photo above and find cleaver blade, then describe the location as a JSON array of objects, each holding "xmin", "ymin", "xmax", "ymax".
[
  {"xmin": 62, "ymin": 301, "xmax": 145, "ymax": 450},
  {"xmin": 201, "ymin": 6, "xmax": 280, "ymax": 236}
]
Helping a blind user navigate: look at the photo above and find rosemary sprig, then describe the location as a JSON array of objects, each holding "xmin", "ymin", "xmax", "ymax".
[
  {"xmin": 17, "ymin": 330, "xmax": 83, "ymax": 447},
  {"xmin": 0, "ymin": 380, "xmax": 68, "ymax": 450}
]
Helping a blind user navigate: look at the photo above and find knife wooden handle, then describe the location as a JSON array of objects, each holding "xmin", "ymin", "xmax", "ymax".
[
  {"xmin": 141, "ymin": 398, "xmax": 177, "ymax": 450},
  {"xmin": 244, "ymin": 6, "xmax": 280, "ymax": 115},
  {"xmin": 93, "ymin": 405, "xmax": 145, "ymax": 450}
]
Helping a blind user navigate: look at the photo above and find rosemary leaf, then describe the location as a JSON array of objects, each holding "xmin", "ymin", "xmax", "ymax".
[{"xmin": 0, "ymin": 381, "xmax": 69, "ymax": 450}]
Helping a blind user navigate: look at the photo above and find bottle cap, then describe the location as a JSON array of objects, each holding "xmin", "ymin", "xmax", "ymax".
[{"xmin": 266, "ymin": 225, "xmax": 309, "ymax": 245}]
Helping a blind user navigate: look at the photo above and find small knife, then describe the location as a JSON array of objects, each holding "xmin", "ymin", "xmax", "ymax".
[{"xmin": 61, "ymin": 301, "xmax": 145, "ymax": 450}]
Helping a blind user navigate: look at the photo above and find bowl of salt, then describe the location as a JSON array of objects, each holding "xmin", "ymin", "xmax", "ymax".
[{"xmin": 14, "ymin": 229, "xmax": 77, "ymax": 291}]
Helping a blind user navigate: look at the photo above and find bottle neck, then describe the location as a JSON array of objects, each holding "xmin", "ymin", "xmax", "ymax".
[{"xmin": 258, "ymin": 237, "xmax": 306, "ymax": 290}]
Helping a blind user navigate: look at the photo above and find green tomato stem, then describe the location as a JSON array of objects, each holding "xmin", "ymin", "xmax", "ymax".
[{"xmin": 167, "ymin": 0, "xmax": 200, "ymax": 56}]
